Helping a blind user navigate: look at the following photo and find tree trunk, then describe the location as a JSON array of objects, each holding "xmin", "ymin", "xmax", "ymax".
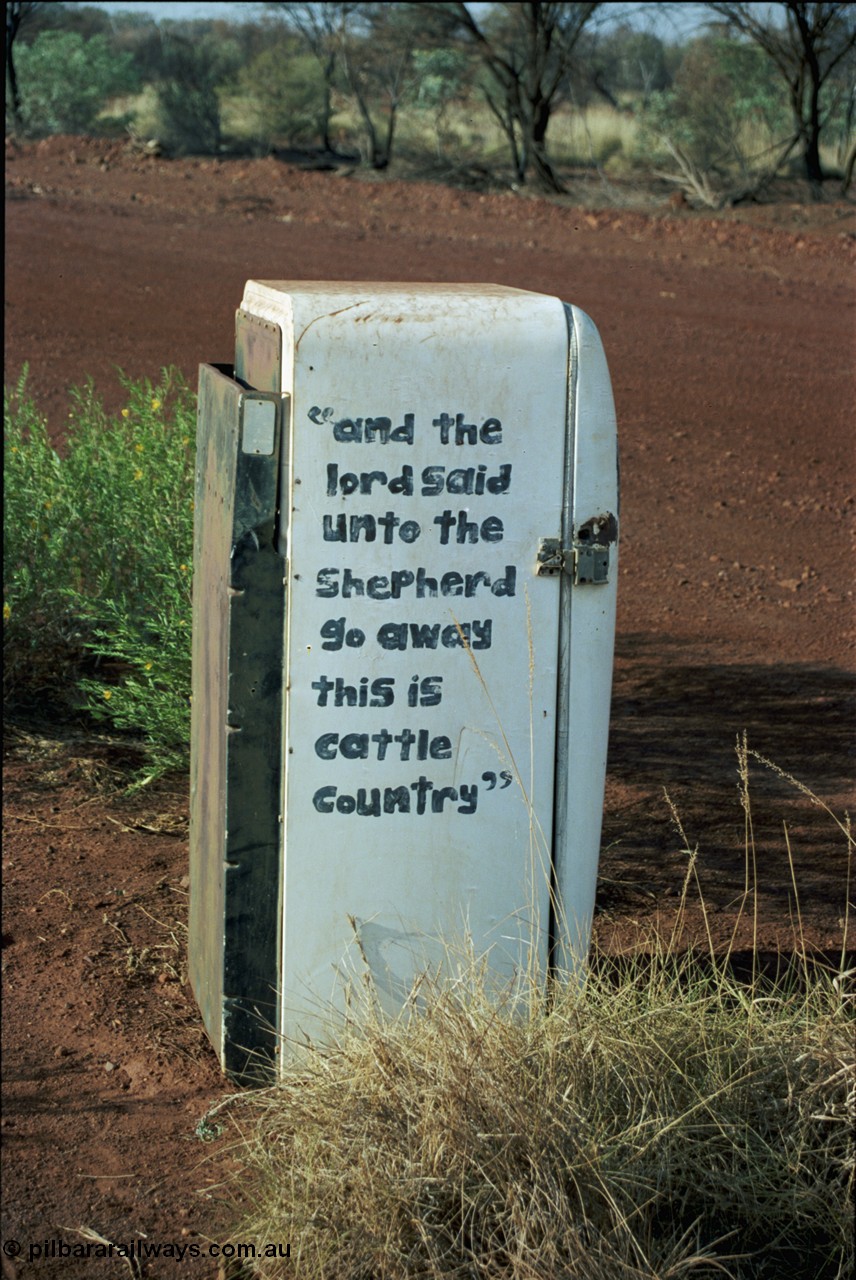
[
  {"xmin": 526, "ymin": 98, "xmax": 563, "ymax": 193},
  {"xmin": 793, "ymin": 3, "xmax": 826, "ymax": 199},
  {"xmin": 803, "ymin": 131, "xmax": 824, "ymax": 194},
  {"xmin": 6, "ymin": 1, "xmax": 22, "ymax": 129},
  {"xmin": 484, "ymin": 87, "xmax": 525, "ymax": 184},
  {"xmin": 842, "ymin": 145, "xmax": 856, "ymax": 195},
  {"xmin": 321, "ymin": 52, "xmax": 335, "ymax": 153},
  {"xmin": 802, "ymin": 77, "xmax": 824, "ymax": 197},
  {"xmin": 381, "ymin": 98, "xmax": 398, "ymax": 171},
  {"xmin": 348, "ymin": 76, "xmax": 380, "ymax": 168},
  {"xmin": 6, "ymin": 50, "xmax": 20, "ymax": 126}
]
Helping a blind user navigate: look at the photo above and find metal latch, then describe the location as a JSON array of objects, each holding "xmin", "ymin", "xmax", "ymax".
[
  {"xmin": 535, "ymin": 537, "xmax": 564, "ymax": 575},
  {"xmin": 535, "ymin": 535, "xmax": 611, "ymax": 584},
  {"xmin": 573, "ymin": 542, "xmax": 610, "ymax": 585}
]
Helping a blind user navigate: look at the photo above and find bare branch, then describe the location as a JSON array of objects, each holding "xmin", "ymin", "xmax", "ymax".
[
  {"xmin": 421, "ymin": 3, "xmax": 601, "ymax": 191},
  {"xmin": 705, "ymin": 2, "xmax": 856, "ymax": 191}
]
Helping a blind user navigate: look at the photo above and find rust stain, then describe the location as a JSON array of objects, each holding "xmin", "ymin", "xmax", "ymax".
[
  {"xmin": 294, "ymin": 301, "xmax": 368, "ymax": 353},
  {"xmin": 576, "ymin": 513, "xmax": 618, "ymax": 545}
]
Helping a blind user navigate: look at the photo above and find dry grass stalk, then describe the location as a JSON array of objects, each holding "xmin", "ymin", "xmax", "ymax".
[{"xmin": 219, "ymin": 753, "xmax": 854, "ymax": 1280}]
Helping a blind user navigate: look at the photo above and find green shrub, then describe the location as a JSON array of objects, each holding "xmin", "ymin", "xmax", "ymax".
[
  {"xmin": 636, "ymin": 37, "xmax": 790, "ymax": 176},
  {"xmin": 3, "ymin": 369, "xmax": 195, "ymax": 780},
  {"xmin": 155, "ymin": 34, "xmax": 241, "ymax": 155},
  {"xmin": 235, "ymin": 46, "xmax": 327, "ymax": 149},
  {"xmin": 12, "ymin": 30, "xmax": 138, "ymax": 136}
]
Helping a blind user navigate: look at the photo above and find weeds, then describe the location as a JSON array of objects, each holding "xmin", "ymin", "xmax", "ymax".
[{"xmin": 3, "ymin": 367, "xmax": 195, "ymax": 780}]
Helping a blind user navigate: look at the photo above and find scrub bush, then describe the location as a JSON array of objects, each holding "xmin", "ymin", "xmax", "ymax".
[
  {"xmin": 3, "ymin": 369, "xmax": 195, "ymax": 780},
  {"xmin": 11, "ymin": 30, "xmax": 137, "ymax": 136},
  {"xmin": 235, "ymin": 46, "xmax": 327, "ymax": 150},
  {"xmin": 154, "ymin": 33, "xmax": 241, "ymax": 155}
]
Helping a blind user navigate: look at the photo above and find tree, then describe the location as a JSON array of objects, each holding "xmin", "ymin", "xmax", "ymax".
[
  {"xmin": 13, "ymin": 29, "xmax": 136, "ymax": 136},
  {"xmin": 238, "ymin": 41, "xmax": 327, "ymax": 150},
  {"xmin": 706, "ymin": 2, "xmax": 856, "ymax": 194},
  {"xmin": 413, "ymin": 46, "xmax": 474, "ymax": 159},
  {"xmin": 423, "ymin": 2, "xmax": 602, "ymax": 191},
  {"xmin": 155, "ymin": 27, "xmax": 241, "ymax": 155},
  {"xmin": 6, "ymin": 1, "xmax": 45, "ymax": 127},
  {"xmin": 336, "ymin": 3, "xmax": 426, "ymax": 169},
  {"xmin": 267, "ymin": 2, "xmax": 351, "ymax": 152},
  {"xmin": 279, "ymin": 3, "xmax": 427, "ymax": 168},
  {"xmin": 577, "ymin": 23, "xmax": 675, "ymax": 111},
  {"xmin": 639, "ymin": 35, "xmax": 796, "ymax": 208}
]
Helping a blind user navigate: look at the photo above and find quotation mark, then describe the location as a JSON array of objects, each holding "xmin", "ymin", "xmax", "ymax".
[{"xmin": 481, "ymin": 771, "xmax": 513, "ymax": 790}]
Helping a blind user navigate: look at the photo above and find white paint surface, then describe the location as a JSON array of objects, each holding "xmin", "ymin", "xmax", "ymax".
[{"xmin": 240, "ymin": 282, "xmax": 617, "ymax": 1050}]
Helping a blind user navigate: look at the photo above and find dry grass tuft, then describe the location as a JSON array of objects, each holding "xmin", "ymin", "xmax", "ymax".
[{"xmin": 222, "ymin": 760, "xmax": 854, "ymax": 1280}]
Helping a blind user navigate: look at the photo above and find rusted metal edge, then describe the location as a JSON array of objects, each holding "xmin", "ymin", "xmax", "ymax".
[
  {"xmin": 235, "ymin": 309, "xmax": 282, "ymax": 394},
  {"xmin": 190, "ymin": 359, "xmax": 285, "ymax": 1084}
]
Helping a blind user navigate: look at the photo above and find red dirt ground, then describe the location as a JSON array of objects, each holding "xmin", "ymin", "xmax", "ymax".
[{"xmin": 3, "ymin": 135, "xmax": 855, "ymax": 1278}]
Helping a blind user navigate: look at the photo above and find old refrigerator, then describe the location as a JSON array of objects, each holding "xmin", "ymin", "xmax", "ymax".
[{"xmin": 190, "ymin": 283, "xmax": 619, "ymax": 1080}]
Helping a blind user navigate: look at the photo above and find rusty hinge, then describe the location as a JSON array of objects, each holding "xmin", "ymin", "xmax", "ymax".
[{"xmin": 535, "ymin": 535, "xmax": 611, "ymax": 585}]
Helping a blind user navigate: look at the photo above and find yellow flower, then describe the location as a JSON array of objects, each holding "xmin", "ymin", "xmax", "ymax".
[
  {"xmin": 103, "ymin": 689, "xmax": 113, "ymax": 701},
  {"xmin": 10, "ymin": 446, "xmax": 18, "ymax": 454},
  {"xmin": 3, "ymin": 603, "xmax": 11, "ymax": 622},
  {"xmin": 179, "ymin": 563, "xmax": 188, "ymax": 573},
  {"xmin": 134, "ymin": 468, "xmax": 144, "ymax": 481},
  {"xmin": 121, "ymin": 408, "xmax": 130, "ymax": 419},
  {"xmin": 182, "ymin": 437, "xmax": 190, "ymax": 446},
  {"xmin": 135, "ymin": 443, "xmax": 144, "ymax": 454},
  {"xmin": 151, "ymin": 398, "xmax": 162, "ymax": 412},
  {"xmin": 144, "ymin": 661, "xmax": 153, "ymax": 671},
  {"xmin": 44, "ymin": 500, "xmax": 52, "ymax": 510}
]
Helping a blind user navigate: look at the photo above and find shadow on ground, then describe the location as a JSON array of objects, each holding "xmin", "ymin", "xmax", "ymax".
[{"xmin": 599, "ymin": 635, "xmax": 854, "ymax": 930}]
